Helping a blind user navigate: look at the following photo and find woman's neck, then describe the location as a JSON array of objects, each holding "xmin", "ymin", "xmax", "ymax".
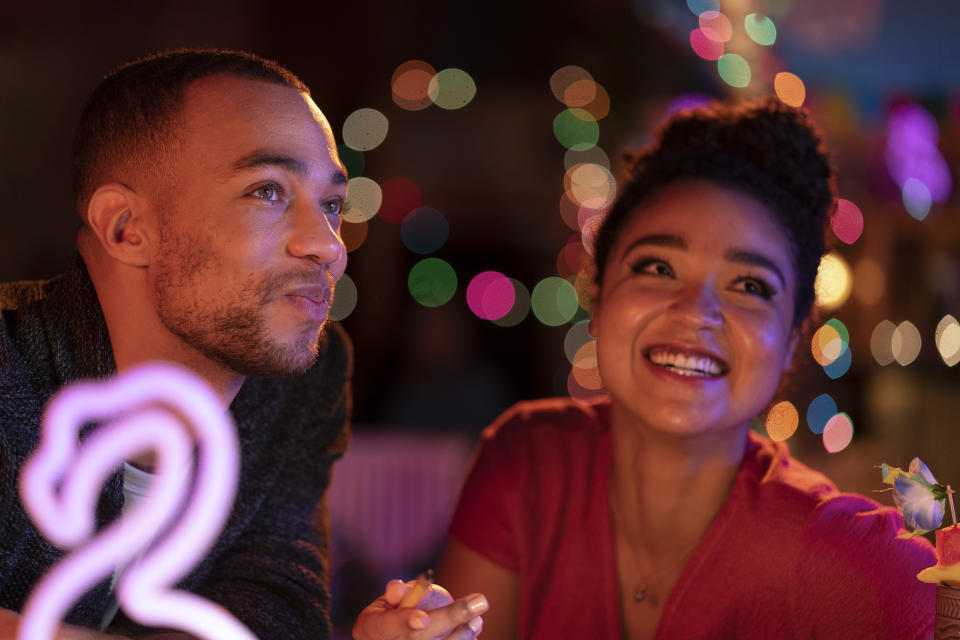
[{"xmin": 607, "ymin": 401, "xmax": 749, "ymax": 559}]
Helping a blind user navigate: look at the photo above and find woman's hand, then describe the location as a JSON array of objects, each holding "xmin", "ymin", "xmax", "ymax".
[{"xmin": 353, "ymin": 579, "xmax": 488, "ymax": 640}]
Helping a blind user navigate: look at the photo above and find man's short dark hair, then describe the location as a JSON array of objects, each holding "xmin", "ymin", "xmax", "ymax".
[{"xmin": 72, "ymin": 48, "xmax": 309, "ymax": 218}]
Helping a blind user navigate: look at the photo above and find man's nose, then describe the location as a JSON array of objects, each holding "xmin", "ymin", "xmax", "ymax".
[{"xmin": 286, "ymin": 199, "xmax": 344, "ymax": 266}]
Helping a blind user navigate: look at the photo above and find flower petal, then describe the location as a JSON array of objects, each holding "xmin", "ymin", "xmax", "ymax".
[
  {"xmin": 909, "ymin": 457, "xmax": 938, "ymax": 485},
  {"xmin": 894, "ymin": 473, "xmax": 944, "ymax": 530}
]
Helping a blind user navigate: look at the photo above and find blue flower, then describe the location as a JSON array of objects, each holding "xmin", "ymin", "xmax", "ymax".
[{"xmin": 894, "ymin": 472, "xmax": 945, "ymax": 531}]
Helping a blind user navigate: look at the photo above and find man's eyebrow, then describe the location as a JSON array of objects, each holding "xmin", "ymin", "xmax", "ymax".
[
  {"xmin": 724, "ymin": 249, "xmax": 787, "ymax": 287},
  {"xmin": 231, "ymin": 151, "xmax": 348, "ymax": 186}
]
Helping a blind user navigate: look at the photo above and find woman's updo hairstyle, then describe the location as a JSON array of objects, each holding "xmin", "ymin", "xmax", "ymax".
[{"xmin": 592, "ymin": 97, "xmax": 836, "ymax": 327}]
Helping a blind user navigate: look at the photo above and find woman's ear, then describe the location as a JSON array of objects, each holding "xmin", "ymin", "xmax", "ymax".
[
  {"xmin": 85, "ymin": 184, "xmax": 152, "ymax": 268},
  {"xmin": 783, "ymin": 324, "xmax": 802, "ymax": 373},
  {"xmin": 588, "ymin": 282, "xmax": 600, "ymax": 337}
]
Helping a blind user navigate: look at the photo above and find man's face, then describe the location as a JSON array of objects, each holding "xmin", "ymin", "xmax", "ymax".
[{"xmin": 150, "ymin": 75, "xmax": 347, "ymax": 377}]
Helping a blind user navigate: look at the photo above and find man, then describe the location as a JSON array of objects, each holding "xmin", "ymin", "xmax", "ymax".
[{"xmin": 0, "ymin": 50, "xmax": 486, "ymax": 639}]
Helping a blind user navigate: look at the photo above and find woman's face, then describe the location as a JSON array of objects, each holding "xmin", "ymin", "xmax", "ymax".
[{"xmin": 591, "ymin": 180, "xmax": 799, "ymax": 437}]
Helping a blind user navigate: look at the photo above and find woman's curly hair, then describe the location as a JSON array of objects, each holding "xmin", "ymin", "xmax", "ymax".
[{"xmin": 592, "ymin": 97, "xmax": 837, "ymax": 327}]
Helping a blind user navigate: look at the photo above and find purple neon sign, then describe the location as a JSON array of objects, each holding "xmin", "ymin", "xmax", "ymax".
[{"xmin": 18, "ymin": 362, "xmax": 256, "ymax": 640}]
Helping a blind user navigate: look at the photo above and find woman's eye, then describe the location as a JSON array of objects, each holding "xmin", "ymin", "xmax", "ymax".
[
  {"xmin": 735, "ymin": 277, "xmax": 773, "ymax": 299},
  {"xmin": 631, "ymin": 258, "xmax": 673, "ymax": 277},
  {"xmin": 251, "ymin": 183, "xmax": 282, "ymax": 202}
]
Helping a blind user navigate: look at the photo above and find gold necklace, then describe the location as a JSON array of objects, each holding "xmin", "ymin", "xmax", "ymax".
[{"xmin": 630, "ymin": 544, "xmax": 697, "ymax": 605}]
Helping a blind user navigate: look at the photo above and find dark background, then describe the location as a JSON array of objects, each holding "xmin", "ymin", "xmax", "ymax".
[{"xmin": 1, "ymin": 0, "xmax": 959, "ymax": 635}]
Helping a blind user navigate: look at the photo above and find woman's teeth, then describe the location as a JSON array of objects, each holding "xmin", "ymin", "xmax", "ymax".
[{"xmin": 647, "ymin": 348, "xmax": 724, "ymax": 377}]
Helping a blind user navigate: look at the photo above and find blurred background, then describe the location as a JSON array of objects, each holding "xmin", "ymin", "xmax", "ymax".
[{"xmin": 1, "ymin": 0, "xmax": 958, "ymax": 635}]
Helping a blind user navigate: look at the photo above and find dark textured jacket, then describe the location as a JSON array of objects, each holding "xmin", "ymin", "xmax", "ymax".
[{"xmin": 0, "ymin": 253, "xmax": 352, "ymax": 638}]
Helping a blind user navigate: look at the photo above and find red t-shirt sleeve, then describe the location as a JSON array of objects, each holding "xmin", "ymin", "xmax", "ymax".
[
  {"xmin": 448, "ymin": 410, "xmax": 524, "ymax": 572},
  {"xmin": 791, "ymin": 493, "xmax": 936, "ymax": 640}
]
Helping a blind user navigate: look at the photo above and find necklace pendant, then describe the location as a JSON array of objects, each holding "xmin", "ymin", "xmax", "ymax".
[{"xmin": 633, "ymin": 586, "xmax": 646, "ymax": 602}]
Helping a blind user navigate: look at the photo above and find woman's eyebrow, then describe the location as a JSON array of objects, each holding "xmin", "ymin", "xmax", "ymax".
[
  {"xmin": 620, "ymin": 234, "xmax": 687, "ymax": 257},
  {"xmin": 725, "ymin": 248, "xmax": 787, "ymax": 286}
]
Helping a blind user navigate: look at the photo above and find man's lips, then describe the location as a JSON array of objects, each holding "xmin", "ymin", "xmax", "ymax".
[
  {"xmin": 284, "ymin": 285, "xmax": 332, "ymax": 321},
  {"xmin": 644, "ymin": 345, "xmax": 729, "ymax": 378}
]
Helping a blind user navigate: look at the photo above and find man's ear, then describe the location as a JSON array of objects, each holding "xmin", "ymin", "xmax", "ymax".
[{"xmin": 85, "ymin": 184, "xmax": 152, "ymax": 268}]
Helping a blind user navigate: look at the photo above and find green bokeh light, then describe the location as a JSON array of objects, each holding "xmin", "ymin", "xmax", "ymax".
[
  {"xmin": 408, "ymin": 258, "xmax": 457, "ymax": 307},
  {"xmin": 428, "ymin": 68, "xmax": 477, "ymax": 110},
  {"xmin": 553, "ymin": 109, "xmax": 599, "ymax": 151},
  {"xmin": 531, "ymin": 277, "xmax": 579, "ymax": 326},
  {"xmin": 337, "ymin": 145, "xmax": 364, "ymax": 179},
  {"xmin": 745, "ymin": 13, "xmax": 777, "ymax": 45},
  {"xmin": 717, "ymin": 53, "xmax": 751, "ymax": 88}
]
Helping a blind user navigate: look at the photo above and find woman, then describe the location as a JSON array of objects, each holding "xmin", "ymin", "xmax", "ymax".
[{"xmin": 436, "ymin": 99, "xmax": 935, "ymax": 639}]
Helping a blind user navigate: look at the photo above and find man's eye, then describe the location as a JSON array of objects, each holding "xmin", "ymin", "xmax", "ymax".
[
  {"xmin": 251, "ymin": 183, "xmax": 283, "ymax": 202},
  {"xmin": 321, "ymin": 199, "xmax": 343, "ymax": 216}
]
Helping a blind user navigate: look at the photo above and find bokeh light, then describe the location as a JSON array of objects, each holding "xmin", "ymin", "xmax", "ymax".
[
  {"xmin": 576, "ymin": 82, "xmax": 611, "ymax": 121},
  {"xmin": 885, "ymin": 103, "xmax": 953, "ymax": 209},
  {"xmin": 557, "ymin": 235, "xmax": 588, "ymax": 278},
  {"xmin": 573, "ymin": 270, "xmax": 593, "ymax": 313},
  {"xmin": 814, "ymin": 252, "xmax": 852, "ymax": 310},
  {"xmin": 562, "ymin": 79, "xmax": 596, "ymax": 108},
  {"xmin": 492, "ymin": 279, "xmax": 531, "ymax": 327},
  {"xmin": 698, "ymin": 10, "xmax": 732, "ymax": 41},
  {"xmin": 823, "ymin": 344, "xmax": 852, "ymax": 379},
  {"xmin": 558, "ymin": 192, "xmax": 581, "ymax": 231},
  {"xmin": 571, "ymin": 340, "xmax": 602, "ymax": 391},
  {"xmin": 340, "ymin": 220, "xmax": 368, "ymax": 253},
  {"xmin": 550, "ymin": 66, "xmax": 593, "ymax": 104},
  {"xmin": 466, "ymin": 271, "xmax": 515, "ymax": 321},
  {"xmin": 564, "ymin": 320, "xmax": 593, "ymax": 364},
  {"xmin": 811, "ymin": 323, "xmax": 845, "ymax": 367},
  {"xmin": 690, "ymin": 28, "xmax": 725, "ymax": 61},
  {"xmin": 717, "ymin": 54, "xmax": 751, "ymax": 88},
  {"xmin": 392, "ymin": 60, "xmax": 436, "ymax": 111},
  {"xmin": 902, "ymin": 177, "xmax": 932, "ymax": 220},
  {"xmin": 830, "ymin": 199, "xmax": 863, "ymax": 244},
  {"xmin": 765, "ymin": 400, "xmax": 798, "ymax": 442},
  {"xmin": 567, "ymin": 366, "xmax": 603, "ymax": 400},
  {"xmin": 553, "ymin": 109, "xmax": 600, "ymax": 151},
  {"xmin": 774, "ymin": 72, "xmax": 806, "ymax": 107},
  {"xmin": 330, "ymin": 273, "xmax": 357, "ymax": 322},
  {"xmin": 564, "ymin": 146, "xmax": 610, "ymax": 171},
  {"xmin": 806, "ymin": 394, "xmax": 838, "ymax": 435},
  {"xmin": 342, "ymin": 108, "xmax": 389, "ymax": 152},
  {"xmin": 745, "ymin": 13, "xmax": 777, "ymax": 45},
  {"xmin": 531, "ymin": 277, "xmax": 579, "ymax": 326},
  {"xmin": 937, "ymin": 315, "xmax": 960, "ymax": 366},
  {"xmin": 337, "ymin": 145, "xmax": 364, "ymax": 179},
  {"xmin": 378, "ymin": 178, "xmax": 423, "ymax": 224},
  {"xmin": 344, "ymin": 177, "xmax": 382, "ymax": 223},
  {"xmin": 564, "ymin": 163, "xmax": 616, "ymax": 207},
  {"xmin": 822, "ymin": 413, "xmax": 854, "ymax": 453},
  {"xmin": 401, "ymin": 207, "xmax": 449, "ymax": 254},
  {"xmin": 892, "ymin": 321, "xmax": 922, "ymax": 366},
  {"xmin": 871, "ymin": 320, "xmax": 897, "ymax": 366},
  {"xmin": 686, "ymin": 0, "xmax": 720, "ymax": 16},
  {"xmin": 428, "ymin": 68, "xmax": 477, "ymax": 110},
  {"xmin": 852, "ymin": 257, "xmax": 885, "ymax": 307},
  {"xmin": 408, "ymin": 258, "xmax": 457, "ymax": 307},
  {"xmin": 580, "ymin": 211, "xmax": 604, "ymax": 257}
]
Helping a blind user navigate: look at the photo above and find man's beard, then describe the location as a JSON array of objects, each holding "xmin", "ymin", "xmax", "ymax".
[{"xmin": 153, "ymin": 226, "xmax": 327, "ymax": 378}]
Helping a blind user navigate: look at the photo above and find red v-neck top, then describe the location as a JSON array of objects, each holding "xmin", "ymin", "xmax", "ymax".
[{"xmin": 449, "ymin": 396, "xmax": 935, "ymax": 639}]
